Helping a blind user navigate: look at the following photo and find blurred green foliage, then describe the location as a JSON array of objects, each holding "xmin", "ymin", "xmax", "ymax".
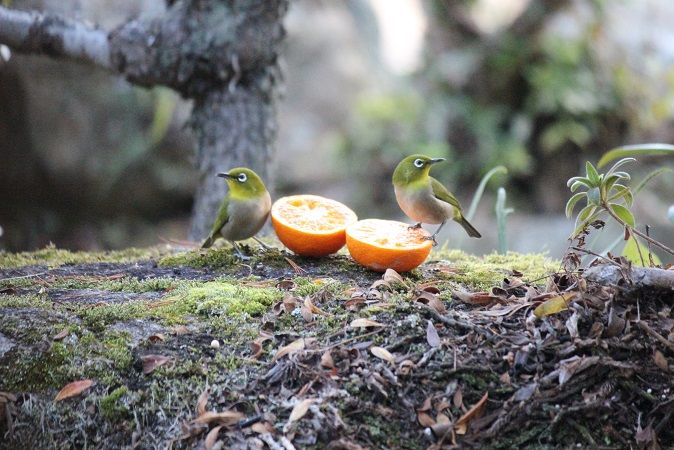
[{"xmin": 339, "ymin": 1, "xmax": 664, "ymax": 215}]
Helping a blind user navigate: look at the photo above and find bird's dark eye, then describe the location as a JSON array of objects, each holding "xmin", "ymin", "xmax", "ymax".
[
  {"xmin": 237, "ymin": 173, "xmax": 247, "ymax": 182},
  {"xmin": 413, "ymin": 159, "xmax": 424, "ymax": 168}
]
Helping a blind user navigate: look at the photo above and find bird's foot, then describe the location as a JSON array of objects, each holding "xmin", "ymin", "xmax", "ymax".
[
  {"xmin": 253, "ymin": 236, "xmax": 276, "ymax": 252},
  {"xmin": 231, "ymin": 242, "xmax": 252, "ymax": 260},
  {"xmin": 408, "ymin": 223, "xmax": 423, "ymax": 230},
  {"xmin": 422, "ymin": 235, "xmax": 439, "ymax": 247}
]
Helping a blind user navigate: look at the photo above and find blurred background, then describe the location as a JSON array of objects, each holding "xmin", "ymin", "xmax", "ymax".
[{"xmin": 1, "ymin": 0, "xmax": 673, "ymax": 258}]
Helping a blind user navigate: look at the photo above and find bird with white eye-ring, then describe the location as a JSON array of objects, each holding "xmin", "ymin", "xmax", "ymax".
[
  {"xmin": 201, "ymin": 167, "xmax": 273, "ymax": 259},
  {"xmin": 392, "ymin": 154, "xmax": 481, "ymax": 246}
]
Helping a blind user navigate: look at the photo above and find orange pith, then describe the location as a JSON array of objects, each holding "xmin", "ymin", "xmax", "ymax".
[
  {"xmin": 345, "ymin": 219, "xmax": 432, "ymax": 272},
  {"xmin": 271, "ymin": 195, "xmax": 358, "ymax": 257}
]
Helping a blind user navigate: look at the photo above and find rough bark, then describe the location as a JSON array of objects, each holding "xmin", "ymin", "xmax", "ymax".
[
  {"xmin": 189, "ymin": 85, "xmax": 277, "ymax": 240},
  {"xmin": 583, "ymin": 264, "xmax": 674, "ymax": 292},
  {"xmin": 0, "ymin": 0, "xmax": 288, "ymax": 242}
]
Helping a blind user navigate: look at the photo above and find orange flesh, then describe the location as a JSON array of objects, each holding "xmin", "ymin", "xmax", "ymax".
[
  {"xmin": 346, "ymin": 219, "xmax": 432, "ymax": 272},
  {"xmin": 271, "ymin": 195, "xmax": 358, "ymax": 257},
  {"xmin": 274, "ymin": 196, "xmax": 355, "ymax": 233}
]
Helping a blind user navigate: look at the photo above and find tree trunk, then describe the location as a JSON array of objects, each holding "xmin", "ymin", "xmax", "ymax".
[
  {"xmin": 189, "ymin": 85, "xmax": 277, "ymax": 240},
  {"xmin": 0, "ymin": 0, "xmax": 288, "ymax": 244}
]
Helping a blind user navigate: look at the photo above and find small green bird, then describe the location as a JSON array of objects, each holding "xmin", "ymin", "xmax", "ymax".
[
  {"xmin": 392, "ymin": 154, "xmax": 481, "ymax": 245},
  {"xmin": 201, "ymin": 167, "xmax": 272, "ymax": 258}
]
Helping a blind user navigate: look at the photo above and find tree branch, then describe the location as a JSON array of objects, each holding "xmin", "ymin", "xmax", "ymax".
[
  {"xmin": 0, "ymin": 6, "xmax": 111, "ymax": 69},
  {"xmin": 0, "ymin": 1, "xmax": 287, "ymax": 96}
]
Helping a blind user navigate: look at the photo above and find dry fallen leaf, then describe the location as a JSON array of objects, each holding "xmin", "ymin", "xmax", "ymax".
[
  {"xmin": 251, "ymin": 421, "xmax": 274, "ymax": 434},
  {"xmin": 197, "ymin": 388, "xmax": 209, "ymax": 416},
  {"xmin": 286, "ymin": 398, "xmax": 316, "ymax": 428},
  {"xmin": 172, "ymin": 325, "xmax": 190, "ymax": 335},
  {"xmin": 417, "ymin": 411, "xmax": 436, "ymax": 427},
  {"xmin": 349, "ymin": 318, "xmax": 385, "ymax": 328},
  {"xmin": 654, "ymin": 350, "xmax": 669, "ymax": 372},
  {"xmin": 54, "ymin": 379, "xmax": 94, "ymax": 402},
  {"xmin": 250, "ymin": 341, "xmax": 264, "ymax": 359},
  {"xmin": 534, "ymin": 293, "xmax": 578, "ymax": 318},
  {"xmin": 452, "ymin": 290, "xmax": 501, "ymax": 306},
  {"xmin": 148, "ymin": 334, "xmax": 166, "ymax": 343},
  {"xmin": 414, "ymin": 291, "xmax": 447, "ymax": 314},
  {"xmin": 52, "ymin": 329, "xmax": 69, "ymax": 341},
  {"xmin": 453, "ymin": 388, "xmax": 463, "ymax": 409},
  {"xmin": 300, "ymin": 305, "xmax": 314, "ymax": 322},
  {"xmin": 192, "ymin": 411, "xmax": 245, "ymax": 426},
  {"xmin": 397, "ymin": 359, "xmax": 416, "ymax": 375},
  {"xmin": 370, "ymin": 346, "xmax": 395, "ymax": 365},
  {"xmin": 454, "ymin": 391, "xmax": 488, "ymax": 435},
  {"xmin": 141, "ymin": 354, "xmax": 171, "ymax": 375},
  {"xmin": 204, "ymin": 425, "xmax": 223, "ymax": 450},
  {"xmin": 321, "ymin": 350, "xmax": 335, "ymax": 369},
  {"xmin": 383, "ymin": 269, "xmax": 407, "ymax": 287},
  {"xmin": 304, "ymin": 296, "xmax": 328, "ymax": 316},
  {"xmin": 272, "ymin": 338, "xmax": 315, "ymax": 362},
  {"xmin": 417, "ymin": 397, "xmax": 432, "ymax": 412},
  {"xmin": 426, "ymin": 320, "xmax": 441, "ymax": 348}
]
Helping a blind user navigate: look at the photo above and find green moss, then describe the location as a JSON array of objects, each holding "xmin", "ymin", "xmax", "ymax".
[
  {"xmin": 293, "ymin": 277, "xmax": 345, "ymax": 297},
  {"xmin": 0, "ymin": 243, "xmax": 165, "ymax": 269},
  {"xmin": 78, "ymin": 302, "xmax": 147, "ymax": 332},
  {"xmin": 159, "ymin": 248, "xmax": 238, "ymax": 268},
  {"xmin": 100, "ymin": 386, "xmax": 131, "ymax": 422},
  {"xmin": 0, "ymin": 294, "xmax": 50, "ymax": 309},
  {"xmin": 158, "ymin": 281, "xmax": 282, "ymax": 319},
  {"xmin": 431, "ymin": 249, "xmax": 559, "ymax": 290},
  {"xmin": 1, "ymin": 343, "xmax": 71, "ymax": 391}
]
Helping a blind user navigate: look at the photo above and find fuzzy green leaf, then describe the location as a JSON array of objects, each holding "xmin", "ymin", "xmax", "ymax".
[
  {"xmin": 585, "ymin": 162, "xmax": 600, "ymax": 185},
  {"xmin": 608, "ymin": 185, "xmax": 633, "ymax": 206},
  {"xmin": 610, "ymin": 203, "xmax": 635, "ymax": 227},
  {"xmin": 598, "ymin": 143, "xmax": 674, "ymax": 167},
  {"xmin": 570, "ymin": 180, "xmax": 591, "ymax": 193},
  {"xmin": 565, "ymin": 192, "xmax": 586, "ymax": 218},
  {"xmin": 567, "ymin": 176, "xmax": 592, "ymax": 189},
  {"xmin": 605, "ymin": 157, "xmax": 636, "ymax": 176},
  {"xmin": 570, "ymin": 205, "xmax": 599, "ymax": 238}
]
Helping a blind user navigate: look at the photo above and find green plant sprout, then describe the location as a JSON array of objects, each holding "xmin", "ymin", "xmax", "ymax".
[
  {"xmin": 466, "ymin": 166, "xmax": 508, "ymax": 221},
  {"xmin": 495, "ymin": 187, "xmax": 514, "ymax": 254},
  {"xmin": 566, "ymin": 158, "xmax": 674, "ymax": 260}
]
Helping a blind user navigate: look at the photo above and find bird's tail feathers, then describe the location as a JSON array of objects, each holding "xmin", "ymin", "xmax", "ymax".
[
  {"xmin": 455, "ymin": 216, "xmax": 482, "ymax": 238},
  {"xmin": 201, "ymin": 235, "xmax": 215, "ymax": 249}
]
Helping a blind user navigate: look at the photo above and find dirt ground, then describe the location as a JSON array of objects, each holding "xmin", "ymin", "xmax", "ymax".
[{"xmin": 0, "ymin": 245, "xmax": 673, "ymax": 449}]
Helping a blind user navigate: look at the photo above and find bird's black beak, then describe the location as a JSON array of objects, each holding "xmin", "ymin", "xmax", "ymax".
[
  {"xmin": 429, "ymin": 158, "xmax": 446, "ymax": 165},
  {"xmin": 217, "ymin": 172, "xmax": 236, "ymax": 180}
]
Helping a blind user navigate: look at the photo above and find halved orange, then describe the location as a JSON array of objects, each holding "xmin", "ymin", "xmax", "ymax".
[
  {"xmin": 271, "ymin": 195, "xmax": 358, "ymax": 257},
  {"xmin": 345, "ymin": 219, "xmax": 432, "ymax": 272}
]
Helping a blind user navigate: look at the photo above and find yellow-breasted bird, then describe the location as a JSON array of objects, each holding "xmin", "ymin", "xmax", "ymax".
[
  {"xmin": 201, "ymin": 167, "xmax": 272, "ymax": 258},
  {"xmin": 392, "ymin": 154, "xmax": 481, "ymax": 245}
]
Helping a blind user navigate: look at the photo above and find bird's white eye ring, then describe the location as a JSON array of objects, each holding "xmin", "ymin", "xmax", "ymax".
[
  {"xmin": 414, "ymin": 159, "xmax": 424, "ymax": 168},
  {"xmin": 237, "ymin": 173, "xmax": 247, "ymax": 182}
]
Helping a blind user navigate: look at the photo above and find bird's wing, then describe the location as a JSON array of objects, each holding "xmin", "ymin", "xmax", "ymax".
[
  {"xmin": 208, "ymin": 196, "xmax": 230, "ymax": 237},
  {"xmin": 430, "ymin": 177, "xmax": 462, "ymax": 211}
]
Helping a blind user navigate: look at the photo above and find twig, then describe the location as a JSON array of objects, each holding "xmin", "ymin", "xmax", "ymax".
[
  {"xmin": 570, "ymin": 247, "xmax": 621, "ymax": 267},
  {"xmin": 419, "ymin": 304, "xmax": 494, "ymax": 339},
  {"xmin": 636, "ymin": 321, "xmax": 674, "ymax": 353},
  {"xmin": 0, "ymin": 272, "xmax": 49, "ymax": 282},
  {"xmin": 0, "ymin": 6, "xmax": 111, "ymax": 68},
  {"xmin": 604, "ymin": 204, "xmax": 674, "ymax": 256}
]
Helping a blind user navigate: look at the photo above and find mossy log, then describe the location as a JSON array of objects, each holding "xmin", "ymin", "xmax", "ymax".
[{"xmin": 1, "ymin": 244, "xmax": 673, "ymax": 449}]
